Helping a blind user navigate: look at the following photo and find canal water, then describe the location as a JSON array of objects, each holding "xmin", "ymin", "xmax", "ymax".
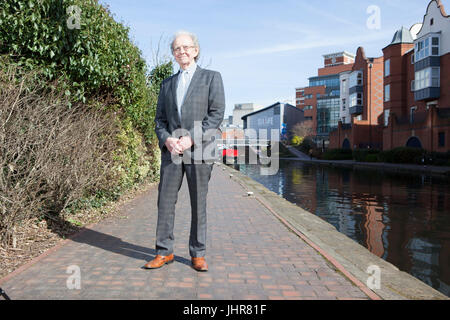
[{"xmin": 234, "ymin": 160, "xmax": 450, "ymax": 297}]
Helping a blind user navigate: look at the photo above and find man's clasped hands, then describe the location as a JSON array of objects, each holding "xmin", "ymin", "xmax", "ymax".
[{"xmin": 165, "ymin": 136, "xmax": 194, "ymax": 155}]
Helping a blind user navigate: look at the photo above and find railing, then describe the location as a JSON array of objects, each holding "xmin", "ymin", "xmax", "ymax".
[
  {"xmin": 350, "ymin": 105, "xmax": 363, "ymax": 115},
  {"xmin": 216, "ymin": 139, "xmax": 270, "ymax": 147}
]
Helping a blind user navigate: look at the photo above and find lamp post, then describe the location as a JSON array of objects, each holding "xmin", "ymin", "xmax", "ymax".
[{"xmin": 369, "ymin": 63, "xmax": 373, "ymax": 149}]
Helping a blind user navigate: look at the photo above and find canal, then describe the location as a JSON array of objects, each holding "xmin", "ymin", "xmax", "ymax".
[{"xmin": 234, "ymin": 160, "xmax": 450, "ymax": 297}]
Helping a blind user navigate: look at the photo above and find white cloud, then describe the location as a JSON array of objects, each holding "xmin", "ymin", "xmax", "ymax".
[{"xmin": 222, "ymin": 30, "xmax": 394, "ymax": 58}]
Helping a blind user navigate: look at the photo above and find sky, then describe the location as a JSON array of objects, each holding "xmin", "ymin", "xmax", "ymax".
[{"xmin": 100, "ymin": 0, "xmax": 448, "ymax": 117}]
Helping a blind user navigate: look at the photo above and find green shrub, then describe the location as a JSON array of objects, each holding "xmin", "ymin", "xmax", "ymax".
[
  {"xmin": 1, "ymin": 0, "xmax": 174, "ymax": 181},
  {"xmin": 365, "ymin": 154, "xmax": 379, "ymax": 162},
  {"xmin": 352, "ymin": 149, "xmax": 381, "ymax": 162},
  {"xmin": 323, "ymin": 149, "xmax": 353, "ymax": 160},
  {"xmin": 297, "ymin": 137, "xmax": 315, "ymax": 154},
  {"xmin": 378, "ymin": 147, "xmax": 425, "ymax": 164},
  {"xmin": 424, "ymin": 151, "xmax": 450, "ymax": 166},
  {"xmin": 0, "ymin": 0, "xmax": 168, "ymax": 144}
]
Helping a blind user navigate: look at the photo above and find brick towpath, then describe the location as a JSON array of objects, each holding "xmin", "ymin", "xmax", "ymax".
[{"xmin": 0, "ymin": 164, "xmax": 372, "ymax": 300}]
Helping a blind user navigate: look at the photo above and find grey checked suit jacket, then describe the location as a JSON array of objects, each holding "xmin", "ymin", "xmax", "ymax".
[{"xmin": 154, "ymin": 66, "xmax": 225, "ymax": 162}]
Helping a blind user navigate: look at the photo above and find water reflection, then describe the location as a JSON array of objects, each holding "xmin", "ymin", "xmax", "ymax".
[{"xmin": 236, "ymin": 160, "xmax": 450, "ymax": 297}]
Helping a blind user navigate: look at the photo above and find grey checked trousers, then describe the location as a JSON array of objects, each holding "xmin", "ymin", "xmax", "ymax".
[{"xmin": 155, "ymin": 158, "xmax": 213, "ymax": 258}]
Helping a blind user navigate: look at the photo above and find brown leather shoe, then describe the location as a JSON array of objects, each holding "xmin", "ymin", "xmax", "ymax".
[
  {"xmin": 191, "ymin": 257, "xmax": 208, "ymax": 272},
  {"xmin": 143, "ymin": 254, "xmax": 174, "ymax": 269}
]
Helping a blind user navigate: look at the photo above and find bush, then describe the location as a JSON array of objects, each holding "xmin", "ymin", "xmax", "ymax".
[
  {"xmin": 291, "ymin": 135, "xmax": 303, "ymax": 146},
  {"xmin": 0, "ymin": 65, "xmax": 121, "ymax": 245},
  {"xmin": 322, "ymin": 149, "xmax": 353, "ymax": 160},
  {"xmin": 0, "ymin": 0, "xmax": 166, "ymax": 145},
  {"xmin": 352, "ymin": 149, "xmax": 381, "ymax": 162},
  {"xmin": 297, "ymin": 137, "xmax": 315, "ymax": 154},
  {"xmin": 365, "ymin": 154, "xmax": 379, "ymax": 162},
  {"xmin": 0, "ymin": 0, "xmax": 175, "ymax": 245},
  {"xmin": 424, "ymin": 151, "xmax": 450, "ymax": 166},
  {"xmin": 378, "ymin": 147, "xmax": 425, "ymax": 164}
]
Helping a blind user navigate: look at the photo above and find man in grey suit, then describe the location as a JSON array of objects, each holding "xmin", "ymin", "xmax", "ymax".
[{"xmin": 144, "ymin": 31, "xmax": 225, "ymax": 272}]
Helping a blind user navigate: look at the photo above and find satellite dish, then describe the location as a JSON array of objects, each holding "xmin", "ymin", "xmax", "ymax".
[{"xmin": 410, "ymin": 23, "xmax": 423, "ymax": 40}]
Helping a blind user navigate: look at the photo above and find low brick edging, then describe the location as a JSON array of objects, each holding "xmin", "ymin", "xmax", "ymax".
[
  {"xmin": 0, "ymin": 224, "xmax": 97, "ymax": 287},
  {"xmin": 220, "ymin": 163, "xmax": 449, "ymax": 300}
]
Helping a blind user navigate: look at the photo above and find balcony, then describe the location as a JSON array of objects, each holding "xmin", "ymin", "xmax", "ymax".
[
  {"xmin": 349, "ymin": 105, "xmax": 363, "ymax": 115},
  {"xmin": 349, "ymin": 85, "xmax": 363, "ymax": 95},
  {"xmin": 415, "ymin": 87, "xmax": 440, "ymax": 101},
  {"xmin": 415, "ymin": 56, "xmax": 440, "ymax": 72}
]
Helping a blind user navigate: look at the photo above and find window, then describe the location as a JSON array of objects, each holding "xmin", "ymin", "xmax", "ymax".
[
  {"xmin": 309, "ymin": 77, "xmax": 340, "ymax": 88},
  {"xmin": 330, "ymin": 90, "xmax": 340, "ymax": 97},
  {"xmin": 415, "ymin": 67, "xmax": 440, "ymax": 90},
  {"xmin": 384, "ymin": 84, "xmax": 390, "ymax": 102},
  {"xmin": 410, "ymin": 106, "xmax": 417, "ymax": 123},
  {"xmin": 431, "ymin": 67, "xmax": 440, "ymax": 87},
  {"xmin": 274, "ymin": 106, "xmax": 280, "ymax": 115},
  {"xmin": 411, "ymin": 80, "xmax": 415, "ymax": 92},
  {"xmin": 430, "ymin": 18, "xmax": 434, "ymax": 26},
  {"xmin": 384, "ymin": 109, "xmax": 390, "ymax": 126},
  {"xmin": 342, "ymin": 98, "xmax": 346, "ymax": 111},
  {"xmin": 438, "ymin": 132, "xmax": 445, "ymax": 147},
  {"xmin": 349, "ymin": 71, "xmax": 363, "ymax": 88},
  {"xmin": 432, "ymin": 37, "xmax": 439, "ymax": 55},
  {"xmin": 341, "ymin": 79, "xmax": 347, "ymax": 92},
  {"xmin": 384, "ymin": 59, "xmax": 390, "ymax": 77},
  {"xmin": 415, "ymin": 34, "xmax": 440, "ymax": 62},
  {"xmin": 350, "ymin": 93, "xmax": 362, "ymax": 107}
]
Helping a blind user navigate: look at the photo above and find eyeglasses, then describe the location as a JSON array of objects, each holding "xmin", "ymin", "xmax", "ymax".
[{"xmin": 173, "ymin": 45, "xmax": 196, "ymax": 53}]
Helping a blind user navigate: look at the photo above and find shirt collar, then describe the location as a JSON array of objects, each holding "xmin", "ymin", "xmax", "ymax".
[{"xmin": 180, "ymin": 62, "xmax": 197, "ymax": 75}]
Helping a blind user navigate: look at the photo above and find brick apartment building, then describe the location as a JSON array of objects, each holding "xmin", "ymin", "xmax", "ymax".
[
  {"xmin": 329, "ymin": 47, "xmax": 384, "ymax": 149},
  {"xmin": 329, "ymin": 0, "xmax": 450, "ymax": 152},
  {"xmin": 383, "ymin": 0, "xmax": 450, "ymax": 152},
  {"xmin": 296, "ymin": 52, "xmax": 355, "ymax": 147}
]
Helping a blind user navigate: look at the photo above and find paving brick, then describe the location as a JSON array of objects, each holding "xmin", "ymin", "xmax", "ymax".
[{"xmin": 0, "ymin": 164, "xmax": 371, "ymax": 300}]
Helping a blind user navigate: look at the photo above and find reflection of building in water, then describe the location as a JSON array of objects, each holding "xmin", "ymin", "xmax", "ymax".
[
  {"xmin": 278, "ymin": 164, "xmax": 318, "ymax": 215},
  {"xmin": 325, "ymin": 167, "xmax": 449, "ymax": 294},
  {"xmin": 324, "ymin": 168, "xmax": 386, "ymax": 257},
  {"xmin": 407, "ymin": 237, "xmax": 442, "ymax": 290},
  {"xmin": 362, "ymin": 198, "xmax": 386, "ymax": 258},
  {"xmin": 241, "ymin": 161, "xmax": 450, "ymax": 295},
  {"xmin": 382, "ymin": 176, "xmax": 450, "ymax": 295}
]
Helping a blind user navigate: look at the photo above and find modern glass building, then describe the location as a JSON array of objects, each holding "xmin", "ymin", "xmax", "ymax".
[
  {"xmin": 309, "ymin": 74, "xmax": 341, "ymax": 140},
  {"xmin": 317, "ymin": 97, "xmax": 341, "ymax": 135}
]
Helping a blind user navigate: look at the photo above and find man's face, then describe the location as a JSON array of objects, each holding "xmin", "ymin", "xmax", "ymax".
[{"xmin": 172, "ymin": 35, "xmax": 199, "ymax": 69}]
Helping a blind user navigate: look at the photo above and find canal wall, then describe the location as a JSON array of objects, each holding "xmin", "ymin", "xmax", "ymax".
[
  {"xmin": 281, "ymin": 143, "xmax": 450, "ymax": 178},
  {"xmin": 220, "ymin": 163, "xmax": 449, "ymax": 300},
  {"xmin": 302, "ymin": 160, "xmax": 450, "ymax": 178}
]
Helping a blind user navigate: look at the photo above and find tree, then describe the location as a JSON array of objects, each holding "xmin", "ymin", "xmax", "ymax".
[{"xmin": 291, "ymin": 120, "xmax": 314, "ymax": 139}]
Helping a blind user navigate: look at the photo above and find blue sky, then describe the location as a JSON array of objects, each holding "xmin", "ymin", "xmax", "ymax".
[{"xmin": 100, "ymin": 0, "xmax": 448, "ymax": 117}]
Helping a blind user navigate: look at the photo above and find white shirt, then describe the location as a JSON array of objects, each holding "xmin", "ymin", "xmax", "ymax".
[{"xmin": 176, "ymin": 63, "xmax": 197, "ymax": 118}]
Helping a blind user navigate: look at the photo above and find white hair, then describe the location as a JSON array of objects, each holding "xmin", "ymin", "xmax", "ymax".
[{"xmin": 170, "ymin": 30, "xmax": 200, "ymax": 62}]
